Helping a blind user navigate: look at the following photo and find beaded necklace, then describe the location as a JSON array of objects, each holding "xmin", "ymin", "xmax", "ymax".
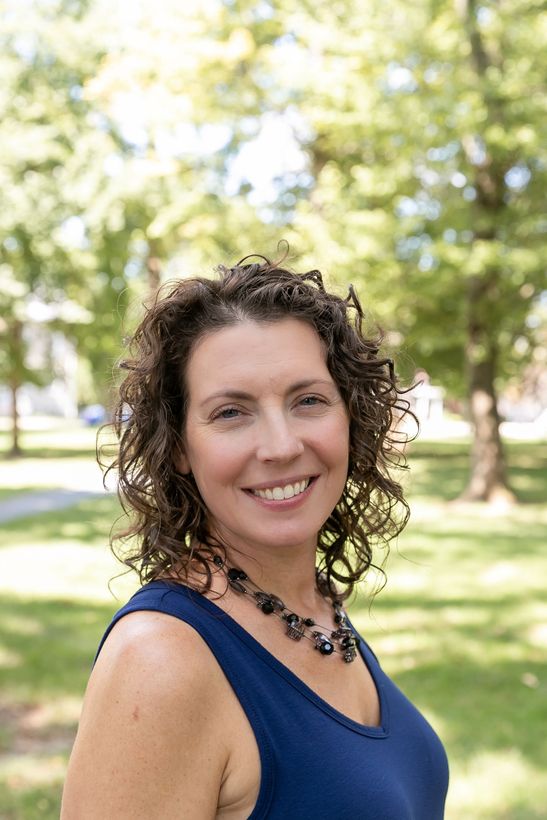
[{"xmin": 212, "ymin": 555, "xmax": 359, "ymax": 663}]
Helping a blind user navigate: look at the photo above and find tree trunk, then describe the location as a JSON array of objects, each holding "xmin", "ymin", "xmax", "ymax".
[
  {"xmin": 456, "ymin": 0, "xmax": 515, "ymax": 504},
  {"xmin": 460, "ymin": 277, "xmax": 515, "ymax": 504},
  {"xmin": 8, "ymin": 380, "xmax": 22, "ymax": 458},
  {"xmin": 8, "ymin": 320, "xmax": 23, "ymax": 458}
]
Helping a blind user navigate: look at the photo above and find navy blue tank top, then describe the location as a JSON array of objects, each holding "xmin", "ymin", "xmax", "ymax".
[{"xmin": 96, "ymin": 581, "xmax": 449, "ymax": 819}]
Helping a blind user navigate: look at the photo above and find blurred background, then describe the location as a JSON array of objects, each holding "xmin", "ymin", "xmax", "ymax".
[{"xmin": 0, "ymin": 0, "xmax": 545, "ymax": 817}]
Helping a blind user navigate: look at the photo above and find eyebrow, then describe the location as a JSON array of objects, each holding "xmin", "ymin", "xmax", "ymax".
[{"xmin": 199, "ymin": 378, "xmax": 336, "ymax": 407}]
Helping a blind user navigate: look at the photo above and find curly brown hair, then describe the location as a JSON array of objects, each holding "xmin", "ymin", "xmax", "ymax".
[{"xmin": 102, "ymin": 255, "xmax": 416, "ymax": 599}]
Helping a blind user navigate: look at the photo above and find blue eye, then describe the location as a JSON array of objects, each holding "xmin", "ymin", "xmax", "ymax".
[
  {"xmin": 213, "ymin": 407, "xmax": 241, "ymax": 420},
  {"xmin": 300, "ymin": 395, "xmax": 323, "ymax": 406}
]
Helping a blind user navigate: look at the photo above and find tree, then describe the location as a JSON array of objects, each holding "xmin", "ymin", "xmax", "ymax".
[
  {"xmin": 232, "ymin": 0, "xmax": 546, "ymax": 503},
  {"xmin": 74, "ymin": 0, "xmax": 547, "ymax": 501},
  {"xmin": 0, "ymin": 0, "xmax": 279, "ymax": 445}
]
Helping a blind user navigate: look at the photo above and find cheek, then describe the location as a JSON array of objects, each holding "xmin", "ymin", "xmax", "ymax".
[
  {"xmin": 321, "ymin": 413, "xmax": 350, "ymax": 461},
  {"xmin": 191, "ymin": 434, "xmax": 248, "ymax": 488}
]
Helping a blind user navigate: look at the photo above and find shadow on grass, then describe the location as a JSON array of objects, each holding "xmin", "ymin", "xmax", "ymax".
[
  {"xmin": 353, "ymin": 592, "xmax": 547, "ymax": 770},
  {"xmin": 401, "ymin": 523, "xmax": 546, "ymax": 559},
  {"xmin": 0, "ymin": 593, "xmax": 118, "ymax": 703},
  {"xmin": 0, "ymin": 425, "xmax": 101, "ymax": 462},
  {"xmin": 0, "ymin": 495, "xmax": 122, "ymax": 547},
  {"xmin": 407, "ymin": 440, "xmax": 547, "ymax": 504},
  {"xmin": 0, "ymin": 488, "xmax": 44, "ymax": 502},
  {"xmin": 0, "ymin": 447, "xmax": 97, "ymax": 460},
  {"xmin": 392, "ymin": 654, "xmax": 546, "ymax": 767},
  {"xmin": 0, "ymin": 591, "xmax": 127, "ymax": 819}
]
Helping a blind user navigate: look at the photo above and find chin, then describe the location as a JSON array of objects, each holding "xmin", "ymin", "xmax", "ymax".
[{"xmin": 248, "ymin": 528, "xmax": 319, "ymax": 552}]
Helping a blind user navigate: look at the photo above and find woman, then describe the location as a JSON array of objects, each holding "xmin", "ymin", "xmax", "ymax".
[{"xmin": 62, "ymin": 256, "xmax": 449, "ymax": 819}]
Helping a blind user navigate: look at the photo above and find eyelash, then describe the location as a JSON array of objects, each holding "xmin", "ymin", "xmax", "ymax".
[
  {"xmin": 299, "ymin": 395, "xmax": 324, "ymax": 407},
  {"xmin": 211, "ymin": 395, "xmax": 326, "ymax": 421},
  {"xmin": 212, "ymin": 407, "xmax": 241, "ymax": 420}
]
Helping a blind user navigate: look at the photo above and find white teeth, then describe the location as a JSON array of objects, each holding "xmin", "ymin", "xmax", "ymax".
[{"xmin": 252, "ymin": 478, "xmax": 311, "ymax": 501}]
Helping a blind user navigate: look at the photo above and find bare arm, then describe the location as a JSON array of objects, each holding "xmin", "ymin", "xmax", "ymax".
[{"xmin": 61, "ymin": 612, "xmax": 229, "ymax": 820}]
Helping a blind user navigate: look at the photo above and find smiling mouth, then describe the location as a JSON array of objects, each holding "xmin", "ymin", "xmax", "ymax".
[{"xmin": 245, "ymin": 476, "xmax": 317, "ymax": 501}]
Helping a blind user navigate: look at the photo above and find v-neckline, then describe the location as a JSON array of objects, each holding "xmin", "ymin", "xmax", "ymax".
[{"xmin": 153, "ymin": 580, "xmax": 390, "ymax": 739}]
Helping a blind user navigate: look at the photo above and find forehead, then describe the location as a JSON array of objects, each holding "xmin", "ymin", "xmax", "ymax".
[{"xmin": 185, "ymin": 318, "xmax": 330, "ymax": 397}]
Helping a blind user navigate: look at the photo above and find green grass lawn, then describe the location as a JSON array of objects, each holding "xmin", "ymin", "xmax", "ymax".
[
  {"xmin": 0, "ymin": 419, "xmax": 100, "ymax": 459},
  {"xmin": 0, "ymin": 429, "xmax": 545, "ymax": 819}
]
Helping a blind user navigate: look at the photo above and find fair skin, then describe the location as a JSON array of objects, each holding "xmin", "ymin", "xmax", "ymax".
[{"xmin": 61, "ymin": 318, "xmax": 381, "ymax": 819}]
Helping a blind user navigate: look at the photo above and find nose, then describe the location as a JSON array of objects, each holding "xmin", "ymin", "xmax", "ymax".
[{"xmin": 255, "ymin": 412, "xmax": 305, "ymax": 463}]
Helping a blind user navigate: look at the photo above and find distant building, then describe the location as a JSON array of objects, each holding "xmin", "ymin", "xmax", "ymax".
[{"xmin": 407, "ymin": 370, "xmax": 445, "ymax": 424}]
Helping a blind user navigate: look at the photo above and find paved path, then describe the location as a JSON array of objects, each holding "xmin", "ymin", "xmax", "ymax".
[{"xmin": 0, "ymin": 488, "xmax": 112, "ymax": 524}]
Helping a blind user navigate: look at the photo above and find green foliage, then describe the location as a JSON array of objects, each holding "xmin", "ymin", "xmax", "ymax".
[
  {"xmin": 260, "ymin": 0, "xmax": 547, "ymax": 395},
  {"xmin": 63, "ymin": 0, "xmax": 544, "ymax": 398},
  {"xmin": 1, "ymin": 0, "xmax": 544, "ymax": 466},
  {"xmin": 0, "ymin": 1, "xmax": 111, "ymax": 398}
]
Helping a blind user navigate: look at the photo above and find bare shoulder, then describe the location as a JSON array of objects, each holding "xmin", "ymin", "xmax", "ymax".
[
  {"xmin": 94, "ymin": 608, "xmax": 221, "ymax": 687},
  {"xmin": 61, "ymin": 610, "xmax": 229, "ymax": 820}
]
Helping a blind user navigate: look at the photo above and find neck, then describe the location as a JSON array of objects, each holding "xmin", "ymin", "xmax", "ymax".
[
  {"xmin": 204, "ymin": 532, "xmax": 325, "ymax": 614},
  {"xmin": 227, "ymin": 553, "xmax": 322, "ymax": 613}
]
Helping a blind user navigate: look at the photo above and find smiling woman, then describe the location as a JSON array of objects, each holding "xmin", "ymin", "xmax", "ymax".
[
  {"xmin": 177, "ymin": 319, "xmax": 350, "ymax": 566},
  {"xmin": 61, "ymin": 255, "xmax": 449, "ymax": 819}
]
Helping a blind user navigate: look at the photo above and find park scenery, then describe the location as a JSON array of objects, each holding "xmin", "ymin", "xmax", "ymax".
[{"xmin": 1, "ymin": 0, "xmax": 546, "ymax": 818}]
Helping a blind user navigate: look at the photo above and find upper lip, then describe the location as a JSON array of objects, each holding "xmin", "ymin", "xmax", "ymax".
[{"xmin": 244, "ymin": 475, "xmax": 317, "ymax": 491}]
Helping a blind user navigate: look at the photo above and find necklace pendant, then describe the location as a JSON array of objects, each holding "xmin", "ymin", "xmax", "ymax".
[
  {"xmin": 340, "ymin": 634, "xmax": 359, "ymax": 662},
  {"xmin": 284, "ymin": 613, "xmax": 305, "ymax": 641},
  {"xmin": 330, "ymin": 626, "xmax": 352, "ymax": 641},
  {"xmin": 254, "ymin": 592, "xmax": 275, "ymax": 614},
  {"xmin": 312, "ymin": 631, "xmax": 335, "ymax": 656}
]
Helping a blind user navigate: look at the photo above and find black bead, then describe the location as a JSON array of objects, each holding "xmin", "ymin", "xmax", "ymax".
[
  {"xmin": 286, "ymin": 613, "xmax": 299, "ymax": 625},
  {"xmin": 313, "ymin": 632, "xmax": 335, "ymax": 655},
  {"xmin": 227, "ymin": 567, "xmax": 248, "ymax": 582},
  {"xmin": 334, "ymin": 613, "xmax": 342, "ymax": 624},
  {"xmin": 304, "ymin": 618, "xmax": 315, "ymax": 627},
  {"xmin": 228, "ymin": 579, "xmax": 246, "ymax": 593},
  {"xmin": 269, "ymin": 594, "xmax": 285, "ymax": 611},
  {"xmin": 260, "ymin": 601, "xmax": 275, "ymax": 614},
  {"xmin": 213, "ymin": 555, "xmax": 223, "ymax": 567}
]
